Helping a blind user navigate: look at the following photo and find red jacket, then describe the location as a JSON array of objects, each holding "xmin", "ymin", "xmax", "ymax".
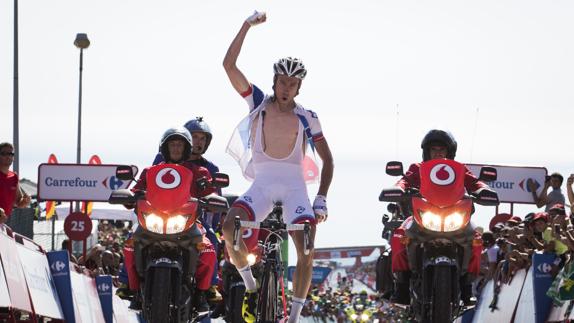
[
  {"xmin": 133, "ymin": 161, "xmax": 215, "ymax": 197},
  {"xmin": 395, "ymin": 163, "xmax": 488, "ymax": 193}
]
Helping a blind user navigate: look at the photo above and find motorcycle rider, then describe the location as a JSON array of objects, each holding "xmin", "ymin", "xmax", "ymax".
[
  {"xmin": 125, "ymin": 127, "xmax": 217, "ymax": 312},
  {"xmin": 390, "ymin": 129, "xmax": 495, "ymax": 305},
  {"xmin": 153, "ymin": 118, "xmax": 224, "ymax": 304}
]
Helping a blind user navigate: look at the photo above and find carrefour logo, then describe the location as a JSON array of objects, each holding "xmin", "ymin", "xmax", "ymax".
[
  {"xmin": 537, "ymin": 262, "xmax": 552, "ymax": 274},
  {"xmin": 102, "ymin": 176, "xmax": 124, "ymax": 190},
  {"xmin": 98, "ymin": 283, "xmax": 111, "ymax": 293},
  {"xmin": 51, "ymin": 261, "xmax": 66, "ymax": 272},
  {"xmin": 45, "ymin": 177, "xmax": 98, "ymax": 188}
]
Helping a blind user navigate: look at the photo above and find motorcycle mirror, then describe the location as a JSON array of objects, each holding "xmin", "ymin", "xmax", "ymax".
[
  {"xmin": 379, "ymin": 188, "xmax": 405, "ymax": 202},
  {"xmin": 385, "ymin": 161, "xmax": 404, "ymax": 176},
  {"xmin": 479, "ymin": 166, "xmax": 497, "ymax": 182},
  {"xmin": 116, "ymin": 165, "xmax": 135, "ymax": 181},
  {"xmin": 200, "ymin": 195, "xmax": 229, "ymax": 212},
  {"xmin": 382, "ymin": 214, "xmax": 390, "ymax": 224},
  {"xmin": 476, "ymin": 189, "xmax": 500, "ymax": 206},
  {"xmin": 387, "ymin": 203, "xmax": 398, "ymax": 214},
  {"xmin": 108, "ymin": 189, "xmax": 136, "ymax": 204},
  {"xmin": 211, "ymin": 173, "xmax": 230, "ymax": 188}
]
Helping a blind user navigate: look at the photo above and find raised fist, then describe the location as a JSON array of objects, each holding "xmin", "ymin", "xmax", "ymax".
[{"xmin": 246, "ymin": 10, "xmax": 267, "ymax": 26}]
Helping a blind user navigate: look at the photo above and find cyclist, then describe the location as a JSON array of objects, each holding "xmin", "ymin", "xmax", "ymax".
[
  {"xmin": 222, "ymin": 10, "xmax": 334, "ymax": 323},
  {"xmin": 390, "ymin": 129, "xmax": 495, "ymax": 305}
]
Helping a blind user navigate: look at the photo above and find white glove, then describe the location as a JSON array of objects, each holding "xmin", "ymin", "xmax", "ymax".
[
  {"xmin": 246, "ymin": 10, "xmax": 267, "ymax": 26},
  {"xmin": 313, "ymin": 195, "xmax": 328, "ymax": 220}
]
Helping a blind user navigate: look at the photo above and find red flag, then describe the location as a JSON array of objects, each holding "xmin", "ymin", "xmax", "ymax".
[{"xmin": 45, "ymin": 154, "xmax": 58, "ymax": 219}]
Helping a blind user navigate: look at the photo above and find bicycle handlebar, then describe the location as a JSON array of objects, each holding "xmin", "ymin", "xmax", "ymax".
[{"xmin": 232, "ymin": 216, "xmax": 312, "ymax": 255}]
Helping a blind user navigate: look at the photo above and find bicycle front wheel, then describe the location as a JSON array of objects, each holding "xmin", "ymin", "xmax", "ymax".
[{"xmin": 257, "ymin": 262, "xmax": 279, "ymax": 323}]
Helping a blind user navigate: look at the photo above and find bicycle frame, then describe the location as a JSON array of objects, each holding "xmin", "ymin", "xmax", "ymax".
[{"xmin": 233, "ymin": 203, "xmax": 311, "ymax": 323}]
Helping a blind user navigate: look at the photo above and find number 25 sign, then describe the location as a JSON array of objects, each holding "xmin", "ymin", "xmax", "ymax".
[{"xmin": 64, "ymin": 212, "xmax": 93, "ymax": 241}]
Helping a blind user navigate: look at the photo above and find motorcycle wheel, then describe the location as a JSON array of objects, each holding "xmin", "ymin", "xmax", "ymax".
[
  {"xmin": 258, "ymin": 263, "xmax": 278, "ymax": 322},
  {"xmin": 432, "ymin": 266, "xmax": 452, "ymax": 323},
  {"xmin": 228, "ymin": 285, "xmax": 246, "ymax": 323},
  {"xmin": 150, "ymin": 267, "xmax": 172, "ymax": 323}
]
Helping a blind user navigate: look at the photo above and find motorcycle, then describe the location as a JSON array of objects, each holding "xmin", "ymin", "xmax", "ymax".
[
  {"xmin": 109, "ymin": 164, "xmax": 229, "ymax": 323},
  {"xmin": 344, "ymin": 301, "xmax": 375, "ymax": 322},
  {"xmin": 379, "ymin": 159, "xmax": 499, "ymax": 323}
]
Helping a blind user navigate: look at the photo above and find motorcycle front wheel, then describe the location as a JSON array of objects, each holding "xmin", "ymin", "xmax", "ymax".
[
  {"xmin": 431, "ymin": 266, "xmax": 453, "ymax": 323},
  {"xmin": 150, "ymin": 267, "xmax": 172, "ymax": 323}
]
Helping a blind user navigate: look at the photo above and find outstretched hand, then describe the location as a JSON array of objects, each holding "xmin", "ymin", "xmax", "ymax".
[
  {"xmin": 313, "ymin": 195, "xmax": 328, "ymax": 223},
  {"xmin": 246, "ymin": 10, "xmax": 267, "ymax": 26}
]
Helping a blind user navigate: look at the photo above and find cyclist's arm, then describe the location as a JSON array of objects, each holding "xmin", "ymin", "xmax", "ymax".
[
  {"xmin": 223, "ymin": 21, "xmax": 252, "ymax": 96},
  {"xmin": 314, "ymin": 139, "xmax": 333, "ymax": 197}
]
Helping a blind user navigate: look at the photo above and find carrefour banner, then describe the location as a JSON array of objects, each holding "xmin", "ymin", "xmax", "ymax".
[
  {"xmin": 466, "ymin": 164, "xmax": 547, "ymax": 204},
  {"xmin": 37, "ymin": 164, "xmax": 137, "ymax": 202},
  {"xmin": 96, "ymin": 275, "xmax": 113, "ymax": 323},
  {"xmin": 287, "ymin": 266, "xmax": 331, "ymax": 284},
  {"xmin": 533, "ymin": 253, "xmax": 556, "ymax": 323},
  {"xmin": 47, "ymin": 251, "xmax": 76, "ymax": 323}
]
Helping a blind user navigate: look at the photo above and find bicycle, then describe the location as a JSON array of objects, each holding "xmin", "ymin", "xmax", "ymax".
[{"xmin": 232, "ymin": 202, "xmax": 311, "ymax": 323}]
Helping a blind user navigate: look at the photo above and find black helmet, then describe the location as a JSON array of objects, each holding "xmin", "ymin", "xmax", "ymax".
[
  {"xmin": 183, "ymin": 117, "xmax": 212, "ymax": 154},
  {"xmin": 159, "ymin": 127, "xmax": 192, "ymax": 163},
  {"xmin": 421, "ymin": 129, "xmax": 457, "ymax": 161}
]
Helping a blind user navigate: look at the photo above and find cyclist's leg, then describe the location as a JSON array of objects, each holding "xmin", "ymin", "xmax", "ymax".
[
  {"xmin": 222, "ymin": 185, "xmax": 265, "ymax": 268},
  {"xmin": 284, "ymin": 188, "xmax": 317, "ymax": 322}
]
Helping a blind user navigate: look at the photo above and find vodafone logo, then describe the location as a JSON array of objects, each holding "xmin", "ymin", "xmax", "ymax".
[
  {"xmin": 430, "ymin": 164, "xmax": 456, "ymax": 186},
  {"xmin": 155, "ymin": 168, "xmax": 181, "ymax": 189}
]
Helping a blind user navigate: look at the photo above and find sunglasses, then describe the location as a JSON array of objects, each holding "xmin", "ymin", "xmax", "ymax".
[{"xmin": 0, "ymin": 152, "xmax": 15, "ymax": 157}]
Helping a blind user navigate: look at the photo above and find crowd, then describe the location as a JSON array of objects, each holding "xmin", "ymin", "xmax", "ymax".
[{"xmin": 475, "ymin": 173, "xmax": 574, "ymax": 306}]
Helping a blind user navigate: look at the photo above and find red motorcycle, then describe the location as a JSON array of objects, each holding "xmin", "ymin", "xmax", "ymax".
[
  {"xmin": 380, "ymin": 159, "xmax": 499, "ymax": 323},
  {"xmin": 109, "ymin": 164, "xmax": 229, "ymax": 323}
]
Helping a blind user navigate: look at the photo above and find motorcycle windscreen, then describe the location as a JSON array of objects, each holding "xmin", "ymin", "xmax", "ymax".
[
  {"xmin": 419, "ymin": 159, "xmax": 466, "ymax": 207},
  {"xmin": 145, "ymin": 163, "xmax": 193, "ymax": 213}
]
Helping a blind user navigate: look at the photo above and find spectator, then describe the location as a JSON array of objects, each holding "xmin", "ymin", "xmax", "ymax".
[
  {"xmin": 0, "ymin": 142, "xmax": 31, "ymax": 224},
  {"xmin": 482, "ymin": 232, "xmax": 500, "ymax": 282},
  {"xmin": 529, "ymin": 172, "xmax": 565, "ymax": 211}
]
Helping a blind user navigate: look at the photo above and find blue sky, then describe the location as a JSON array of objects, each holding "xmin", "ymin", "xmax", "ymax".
[{"xmin": 1, "ymin": 0, "xmax": 573, "ymax": 252}]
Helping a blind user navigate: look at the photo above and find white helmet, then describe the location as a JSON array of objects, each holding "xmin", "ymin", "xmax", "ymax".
[{"xmin": 273, "ymin": 57, "xmax": 307, "ymax": 80}]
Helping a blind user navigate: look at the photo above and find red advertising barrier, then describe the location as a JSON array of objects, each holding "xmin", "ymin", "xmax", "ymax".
[{"xmin": 0, "ymin": 226, "xmax": 34, "ymax": 314}]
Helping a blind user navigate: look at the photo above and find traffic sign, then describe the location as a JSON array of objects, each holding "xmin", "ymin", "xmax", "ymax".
[{"xmin": 64, "ymin": 212, "xmax": 92, "ymax": 241}]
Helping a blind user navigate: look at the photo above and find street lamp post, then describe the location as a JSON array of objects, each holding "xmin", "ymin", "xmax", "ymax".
[{"xmin": 74, "ymin": 33, "xmax": 90, "ymax": 212}]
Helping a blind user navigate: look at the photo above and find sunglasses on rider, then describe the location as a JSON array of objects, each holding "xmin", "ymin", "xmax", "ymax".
[{"xmin": 0, "ymin": 152, "xmax": 15, "ymax": 157}]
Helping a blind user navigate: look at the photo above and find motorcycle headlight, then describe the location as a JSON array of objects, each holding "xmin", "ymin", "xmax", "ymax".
[
  {"xmin": 421, "ymin": 211, "xmax": 442, "ymax": 231},
  {"xmin": 145, "ymin": 214, "xmax": 164, "ymax": 234},
  {"xmin": 166, "ymin": 215, "xmax": 188, "ymax": 234},
  {"xmin": 361, "ymin": 313, "xmax": 370, "ymax": 321},
  {"xmin": 351, "ymin": 314, "xmax": 358, "ymax": 320},
  {"xmin": 444, "ymin": 212, "xmax": 465, "ymax": 232},
  {"xmin": 246, "ymin": 253, "xmax": 257, "ymax": 266}
]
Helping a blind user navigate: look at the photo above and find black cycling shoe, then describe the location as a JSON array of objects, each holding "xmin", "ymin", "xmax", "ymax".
[
  {"xmin": 195, "ymin": 290, "xmax": 210, "ymax": 314},
  {"xmin": 391, "ymin": 283, "xmax": 410, "ymax": 305},
  {"xmin": 461, "ymin": 284, "xmax": 477, "ymax": 306}
]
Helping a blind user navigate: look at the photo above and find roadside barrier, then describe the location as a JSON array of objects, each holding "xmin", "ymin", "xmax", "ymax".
[
  {"xmin": 0, "ymin": 224, "xmax": 139, "ymax": 323},
  {"xmin": 466, "ymin": 253, "xmax": 573, "ymax": 323}
]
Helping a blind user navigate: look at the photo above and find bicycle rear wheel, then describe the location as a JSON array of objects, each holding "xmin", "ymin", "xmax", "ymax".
[{"xmin": 257, "ymin": 262, "xmax": 278, "ymax": 323}]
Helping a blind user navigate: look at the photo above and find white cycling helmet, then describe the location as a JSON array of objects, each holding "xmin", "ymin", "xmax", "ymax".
[{"xmin": 273, "ymin": 57, "xmax": 307, "ymax": 80}]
